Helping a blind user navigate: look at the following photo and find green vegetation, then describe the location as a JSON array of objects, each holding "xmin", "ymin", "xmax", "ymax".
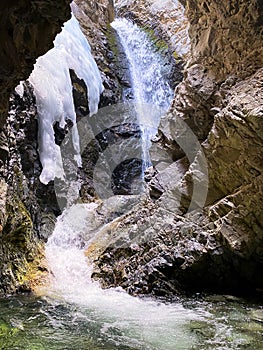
[
  {"xmin": 105, "ymin": 24, "xmax": 121, "ymax": 60},
  {"xmin": 141, "ymin": 25, "xmax": 169, "ymax": 53}
]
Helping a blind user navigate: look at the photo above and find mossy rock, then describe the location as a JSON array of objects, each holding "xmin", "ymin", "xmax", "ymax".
[
  {"xmin": 250, "ymin": 309, "xmax": 263, "ymax": 323},
  {"xmin": 0, "ymin": 318, "xmax": 22, "ymax": 337},
  {"xmin": 105, "ymin": 24, "xmax": 120, "ymax": 59},
  {"xmin": 3, "ymin": 198, "xmax": 33, "ymax": 249},
  {"xmin": 0, "ymin": 195, "xmax": 47, "ymax": 294},
  {"xmin": 0, "ymin": 320, "xmax": 10, "ymax": 336},
  {"xmin": 141, "ymin": 25, "xmax": 169, "ymax": 53}
]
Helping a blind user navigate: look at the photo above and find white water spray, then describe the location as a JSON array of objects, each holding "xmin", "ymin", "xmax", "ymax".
[
  {"xmin": 111, "ymin": 18, "xmax": 174, "ymax": 167},
  {"xmin": 45, "ymin": 203, "xmax": 204, "ymax": 350}
]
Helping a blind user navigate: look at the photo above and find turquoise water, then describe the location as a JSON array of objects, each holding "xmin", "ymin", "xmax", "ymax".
[{"xmin": 0, "ymin": 294, "xmax": 262, "ymax": 350}]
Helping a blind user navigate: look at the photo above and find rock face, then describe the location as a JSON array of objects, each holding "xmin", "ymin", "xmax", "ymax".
[
  {"xmin": 92, "ymin": 0, "xmax": 263, "ymax": 296},
  {"xmin": 185, "ymin": 0, "xmax": 263, "ymax": 81},
  {"xmin": 0, "ymin": 0, "xmax": 124, "ymax": 295},
  {"xmin": 115, "ymin": 0, "xmax": 190, "ymax": 58},
  {"xmin": 0, "ymin": 0, "xmax": 72, "ymax": 129},
  {"xmin": 72, "ymin": 0, "xmax": 124, "ymax": 106}
]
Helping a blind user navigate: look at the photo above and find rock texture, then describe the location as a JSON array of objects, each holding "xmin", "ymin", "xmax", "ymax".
[
  {"xmin": 185, "ymin": 0, "xmax": 263, "ymax": 81},
  {"xmin": 0, "ymin": 82, "xmax": 61, "ymax": 295},
  {"xmin": 0, "ymin": 0, "xmax": 72, "ymax": 129},
  {"xmin": 92, "ymin": 0, "xmax": 263, "ymax": 296},
  {"xmin": 115, "ymin": 0, "xmax": 190, "ymax": 58},
  {"xmin": 0, "ymin": 0, "xmax": 73, "ymax": 295},
  {"xmin": 72, "ymin": 0, "xmax": 124, "ymax": 106}
]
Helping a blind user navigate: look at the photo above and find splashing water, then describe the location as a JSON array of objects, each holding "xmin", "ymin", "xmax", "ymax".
[
  {"xmin": 45, "ymin": 204, "xmax": 203, "ymax": 350},
  {"xmin": 42, "ymin": 203, "xmax": 263, "ymax": 350},
  {"xmin": 111, "ymin": 18, "xmax": 174, "ymax": 167}
]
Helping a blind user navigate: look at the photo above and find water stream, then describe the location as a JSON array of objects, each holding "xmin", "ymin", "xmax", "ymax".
[
  {"xmin": 111, "ymin": 18, "xmax": 174, "ymax": 168},
  {"xmin": 44, "ymin": 204, "xmax": 202, "ymax": 349}
]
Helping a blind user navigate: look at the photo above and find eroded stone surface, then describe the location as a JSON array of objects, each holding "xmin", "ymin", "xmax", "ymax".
[
  {"xmin": 92, "ymin": 0, "xmax": 263, "ymax": 296},
  {"xmin": 115, "ymin": 0, "xmax": 190, "ymax": 58}
]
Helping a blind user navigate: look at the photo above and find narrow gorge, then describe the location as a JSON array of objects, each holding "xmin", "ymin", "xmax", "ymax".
[{"xmin": 0, "ymin": 0, "xmax": 262, "ymax": 349}]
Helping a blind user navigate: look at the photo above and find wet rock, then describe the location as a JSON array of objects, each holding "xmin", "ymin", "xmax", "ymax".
[
  {"xmin": 115, "ymin": 0, "xmax": 190, "ymax": 59},
  {"xmin": 115, "ymin": 0, "xmax": 186, "ymax": 91},
  {"xmin": 0, "ymin": 83, "xmax": 58, "ymax": 295},
  {"xmin": 72, "ymin": 0, "xmax": 123, "ymax": 106},
  {"xmin": 92, "ymin": 0, "xmax": 263, "ymax": 297},
  {"xmin": 250, "ymin": 310, "xmax": 263, "ymax": 324}
]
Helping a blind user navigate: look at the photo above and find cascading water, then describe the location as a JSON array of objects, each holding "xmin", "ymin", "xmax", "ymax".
[
  {"xmin": 45, "ymin": 204, "xmax": 203, "ymax": 349},
  {"xmin": 111, "ymin": 18, "xmax": 174, "ymax": 168},
  {"xmin": 43, "ymin": 203, "xmax": 263, "ymax": 350}
]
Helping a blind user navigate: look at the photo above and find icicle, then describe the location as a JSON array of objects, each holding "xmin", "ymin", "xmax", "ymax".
[{"xmin": 28, "ymin": 14, "xmax": 104, "ymax": 185}]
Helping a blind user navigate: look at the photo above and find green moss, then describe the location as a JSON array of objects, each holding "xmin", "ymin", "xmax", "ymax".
[
  {"xmin": 141, "ymin": 25, "xmax": 169, "ymax": 53},
  {"xmin": 17, "ymin": 242, "xmax": 48, "ymax": 293},
  {"xmin": 105, "ymin": 24, "xmax": 120, "ymax": 59},
  {"xmin": 0, "ymin": 319, "xmax": 22, "ymax": 338},
  {"xmin": 0, "ymin": 321, "xmax": 9, "ymax": 335},
  {"xmin": 172, "ymin": 51, "xmax": 182, "ymax": 64},
  {"xmin": 5, "ymin": 198, "xmax": 33, "ymax": 244},
  {"xmin": 1, "ymin": 195, "xmax": 45, "ymax": 294}
]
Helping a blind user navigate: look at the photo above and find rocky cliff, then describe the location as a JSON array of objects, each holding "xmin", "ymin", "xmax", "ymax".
[
  {"xmin": 0, "ymin": 0, "xmax": 124, "ymax": 296},
  {"xmin": 0, "ymin": 0, "xmax": 262, "ymax": 297},
  {"xmin": 92, "ymin": 0, "xmax": 263, "ymax": 296},
  {"xmin": 0, "ymin": 0, "xmax": 73, "ymax": 295}
]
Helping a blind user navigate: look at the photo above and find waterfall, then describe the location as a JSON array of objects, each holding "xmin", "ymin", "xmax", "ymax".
[
  {"xmin": 40, "ymin": 13, "xmax": 202, "ymax": 350},
  {"xmin": 28, "ymin": 14, "xmax": 104, "ymax": 185},
  {"xmin": 111, "ymin": 18, "xmax": 174, "ymax": 168}
]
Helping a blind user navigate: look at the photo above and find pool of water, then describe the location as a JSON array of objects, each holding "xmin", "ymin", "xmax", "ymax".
[{"xmin": 0, "ymin": 294, "xmax": 262, "ymax": 350}]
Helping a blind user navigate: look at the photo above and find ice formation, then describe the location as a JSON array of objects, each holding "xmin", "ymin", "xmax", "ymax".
[{"xmin": 29, "ymin": 14, "xmax": 104, "ymax": 185}]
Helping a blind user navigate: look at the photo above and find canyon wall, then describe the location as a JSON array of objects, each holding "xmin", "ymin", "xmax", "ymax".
[
  {"xmin": 0, "ymin": 0, "xmax": 121, "ymax": 295},
  {"xmin": 0, "ymin": 0, "xmax": 73, "ymax": 295},
  {"xmin": 0, "ymin": 0, "xmax": 262, "ymax": 297},
  {"xmin": 93, "ymin": 0, "xmax": 263, "ymax": 296},
  {"xmin": 0, "ymin": 0, "xmax": 72, "ymax": 129}
]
